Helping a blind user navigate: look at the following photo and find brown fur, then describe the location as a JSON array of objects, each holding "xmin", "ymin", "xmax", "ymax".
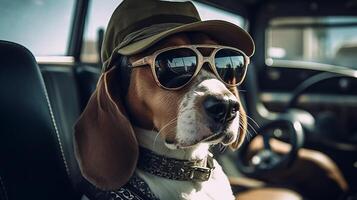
[
  {"xmin": 228, "ymin": 85, "xmax": 247, "ymax": 149},
  {"xmin": 74, "ymin": 67, "xmax": 138, "ymax": 190}
]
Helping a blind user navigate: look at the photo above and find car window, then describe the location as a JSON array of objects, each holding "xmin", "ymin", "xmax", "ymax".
[
  {"xmin": 266, "ymin": 17, "xmax": 357, "ymax": 69},
  {"xmin": 81, "ymin": 0, "xmax": 246, "ymax": 63},
  {"xmin": 0, "ymin": 0, "xmax": 76, "ymax": 56}
]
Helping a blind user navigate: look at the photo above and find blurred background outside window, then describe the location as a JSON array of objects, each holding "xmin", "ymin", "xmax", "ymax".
[
  {"xmin": 266, "ymin": 17, "xmax": 357, "ymax": 69},
  {"xmin": 0, "ymin": 0, "xmax": 76, "ymax": 56}
]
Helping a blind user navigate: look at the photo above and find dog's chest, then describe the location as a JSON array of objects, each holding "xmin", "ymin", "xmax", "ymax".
[{"xmin": 136, "ymin": 160, "xmax": 235, "ymax": 200}]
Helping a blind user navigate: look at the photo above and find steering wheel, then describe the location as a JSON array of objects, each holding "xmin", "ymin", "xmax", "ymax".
[
  {"xmin": 236, "ymin": 72, "xmax": 355, "ymax": 176},
  {"xmin": 282, "ymin": 72, "xmax": 357, "ymax": 142},
  {"xmin": 236, "ymin": 117, "xmax": 304, "ymax": 177},
  {"xmin": 284, "ymin": 72, "xmax": 351, "ymax": 111}
]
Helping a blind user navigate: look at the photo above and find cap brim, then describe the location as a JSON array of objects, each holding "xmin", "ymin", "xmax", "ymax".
[{"xmin": 117, "ymin": 20, "xmax": 255, "ymax": 57}]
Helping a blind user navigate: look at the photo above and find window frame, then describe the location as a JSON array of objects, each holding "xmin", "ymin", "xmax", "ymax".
[{"xmin": 67, "ymin": 0, "xmax": 90, "ymax": 61}]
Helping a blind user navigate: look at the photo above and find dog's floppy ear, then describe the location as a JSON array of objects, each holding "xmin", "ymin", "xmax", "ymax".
[
  {"xmin": 74, "ymin": 66, "xmax": 138, "ymax": 190},
  {"xmin": 228, "ymin": 86, "xmax": 247, "ymax": 150}
]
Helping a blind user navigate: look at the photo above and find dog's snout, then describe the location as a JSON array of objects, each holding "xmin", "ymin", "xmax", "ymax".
[{"xmin": 203, "ymin": 96, "xmax": 239, "ymax": 123}]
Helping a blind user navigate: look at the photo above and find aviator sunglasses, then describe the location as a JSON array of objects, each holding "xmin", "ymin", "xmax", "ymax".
[{"xmin": 131, "ymin": 45, "xmax": 250, "ymax": 90}]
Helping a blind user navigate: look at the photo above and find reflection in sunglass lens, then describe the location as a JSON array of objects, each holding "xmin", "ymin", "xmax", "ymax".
[
  {"xmin": 155, "ymin": 48, "xmax": 197, "ymax": 88},
  {"xmin": 215, "ymin": 49, "xmax": 246, "ymax": 85}
]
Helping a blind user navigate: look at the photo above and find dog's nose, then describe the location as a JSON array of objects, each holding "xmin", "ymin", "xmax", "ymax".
[{"xmin": 203, "ymin": 96, "xmax": 239, "ymax": 123}]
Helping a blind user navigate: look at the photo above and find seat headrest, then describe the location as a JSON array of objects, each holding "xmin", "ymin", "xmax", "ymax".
[{"xmin": 0, "ymin": 41, "xmax": 78, "ymax": 199}]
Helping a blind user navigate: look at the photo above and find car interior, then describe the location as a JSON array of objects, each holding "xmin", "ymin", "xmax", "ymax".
[{"xmin": 0, "ymin": 0, "xmax": 357, "ymax": 200}]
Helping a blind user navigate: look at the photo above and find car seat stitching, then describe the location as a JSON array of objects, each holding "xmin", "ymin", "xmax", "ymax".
[
  {"xmin": 29, "ymin": 41, "xmax": 71, "ymax": 177},
  {"xmin": 28, "ymin": 47, "xmax": 71, "ymax": 178},
  {"xmin": 42, "ymin": 77, "xmax": 71, "ymax": 177}
]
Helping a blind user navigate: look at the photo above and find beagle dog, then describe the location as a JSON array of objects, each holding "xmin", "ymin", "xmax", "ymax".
[{"xmin": 74, "ymin": 32, "xmax": 247, "ymax": 200}]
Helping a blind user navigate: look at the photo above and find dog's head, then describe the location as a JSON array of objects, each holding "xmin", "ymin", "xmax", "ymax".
[
  {"xmin": 74, "ymin": 32, "xmax": 248, "ymax": 190},
  {"xmin": 127, "ymin": 33, "xmax": 247, "ymax": 149}
]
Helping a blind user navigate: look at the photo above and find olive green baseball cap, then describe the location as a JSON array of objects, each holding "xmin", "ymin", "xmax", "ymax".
[{"xmin": 101, "ymin": 0, "xmax": 255, "ymax": 71}]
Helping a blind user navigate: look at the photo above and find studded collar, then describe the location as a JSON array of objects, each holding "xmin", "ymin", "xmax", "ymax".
[{"xmin": 137, "ymin": 147, "xmax": 215, "ymax": 182}]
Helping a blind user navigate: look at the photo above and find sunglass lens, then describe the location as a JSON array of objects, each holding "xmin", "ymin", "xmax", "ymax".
[
  {"xmin": 155, "ymin": 48, "xmax": 197, "ymax": 89},
  {"xmin": 214, "ymin": 49, "xmax": 246, "ymax": 85}
]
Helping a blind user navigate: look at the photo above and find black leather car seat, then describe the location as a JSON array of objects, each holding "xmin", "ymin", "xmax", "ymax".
[
  {"xmin": 41, "ymin": 66, "xmax": 84, "ymax": 191},
  {"xmin": 73, "ymin": 65, "xmax": 101, "ymax": 111},
  {"xmin": 0, "ymin": 41, "xmax": 80, "ymax": 200},
  {"xmin": 40, "ymin": 64, "xmax": 100, "ymax": 197},
  {"xmin": 40, "ymin": 64, "xmax": 100, "ymax": 199}
]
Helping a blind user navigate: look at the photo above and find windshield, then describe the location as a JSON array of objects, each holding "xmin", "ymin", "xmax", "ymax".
[
  {"xmin": 266, "ymin": 17, "xmax": 357, "ymax": 69},
  {"xmin": 0, "ymin": 0, "xmax": 76, "ymax": 56}
]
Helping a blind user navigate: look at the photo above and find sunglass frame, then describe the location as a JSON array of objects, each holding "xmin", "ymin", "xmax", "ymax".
[{"xmin": 131, "ymin": 44, "xmax": 250, "ymax": 90}]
